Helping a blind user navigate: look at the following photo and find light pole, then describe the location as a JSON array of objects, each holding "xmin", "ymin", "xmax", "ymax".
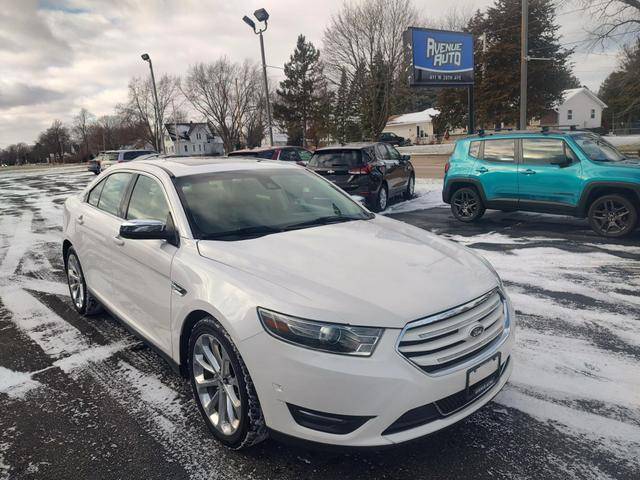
[
  {"xmin": 519, "ymin": 0, "xmax": 528, "ymax": 130},
  {"xmin": 141, "ymin": 53, "xmax": 165, "ymax": 153},
  {"xmin": 243, "ymin": 8, "xmax": 274, "ymax": 147}
]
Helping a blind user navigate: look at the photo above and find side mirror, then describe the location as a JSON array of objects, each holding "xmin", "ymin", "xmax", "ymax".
[
  {"xmin": 400, "ymin": 154, "xmax": 410, "ymax": 162},
  {"xmin": 119, "ymin": 219, "xmax": 176, "ymax": 243}
]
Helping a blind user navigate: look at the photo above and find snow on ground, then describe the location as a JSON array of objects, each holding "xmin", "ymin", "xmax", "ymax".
[{"xmin": 0, "ymin": 168, "xmax": 639, "ymax": 478}]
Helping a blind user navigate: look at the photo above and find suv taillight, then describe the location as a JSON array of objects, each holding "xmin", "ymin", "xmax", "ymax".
[
  {"xmin": 348, "ymin": 164, "xmax": 373, "ymax": 175},
  {"xmin": 444, "ymin": 161, "xmax": 451, "ymax": 174}
]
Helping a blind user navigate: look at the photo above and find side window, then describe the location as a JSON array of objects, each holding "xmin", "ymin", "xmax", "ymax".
[
  {"xmin": 257, "ymin": 150, "xmax": 275, "ymax": 159},
  {"xmin": 87, "ymin": 179, "xmax": 106, "ymax": 206},
  {"xmin": 375, "ymin": 144, "xmax": 388, "ymax": 159},
  {"xmin": 279, "ymin": 150, "xmax": 299, "ymax": 162},
  {"xmin": 522, "ymin": 138, "xmax": 566, "ymax": 165},
  {"xmin": 126, "ymin": 175, "xmax": 170, "ymax": 223},
  {"xmin": 483, "ymin": 139, "xmax": 515, "ymax": 163},
  {"xmin": 469, "ymin": 141, "xmax": 482, "ymax": 158},
  {"xmin": 386, "ymin": 145, "xmax": 401, "ymax": 160},
  {"xmin": 97, "ymin": 173, "xmax": 132, "ymax": 217},
  {"xmin": 298, "ymin": 150, "xmax": 313, "ymax": 162}
]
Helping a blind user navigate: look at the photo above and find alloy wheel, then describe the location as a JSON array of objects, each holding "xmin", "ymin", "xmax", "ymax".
[
  {"xmin": 408, "ymin": 176, "xmax": 415, "ymax": 197},
  {"xmin": 67, "ymin": 255, "xmax": 85, "ymax": 310},
  {"xmin": 378, "ymin": 187, "xmax": 388, "ymax": 210},
  {"xmin": 453, "ymin": 190, "xmax": 479, "ymax": 219},
  {"xmin": 192, "ymin": 334, "xmax": 242, "ymax": 437},
  {"xmin": 592, "ymin": 198, "xmax": 632, "ymax": 235}
]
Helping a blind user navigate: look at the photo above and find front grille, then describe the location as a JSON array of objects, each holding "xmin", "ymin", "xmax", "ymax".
[{"xmin": 397, "ymin": 288, "xmax": 506, "ymax": 374}]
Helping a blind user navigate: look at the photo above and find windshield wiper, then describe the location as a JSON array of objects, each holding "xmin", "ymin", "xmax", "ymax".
[
  {"xmin": 201, "ymin": 225, "xmax": 284, "ymax": 240},
  {"xmin": 284, "ymin": 215, "xmax": 367, "ymax": 231}
]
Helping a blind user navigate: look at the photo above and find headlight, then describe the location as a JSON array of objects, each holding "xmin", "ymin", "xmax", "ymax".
[{"xmin": 257, "ymin": 308, "xmax": 383, "ymax": 357}]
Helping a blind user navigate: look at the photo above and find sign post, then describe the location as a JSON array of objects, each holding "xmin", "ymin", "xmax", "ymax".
[{"xmin": 404, "ymin": 28, "xmax": 475, "ymax": 133}]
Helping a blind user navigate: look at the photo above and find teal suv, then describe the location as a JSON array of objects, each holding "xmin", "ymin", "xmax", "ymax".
[{"xmin": 443, "ymin": 131, "xmax": 640, "ymax": 237}]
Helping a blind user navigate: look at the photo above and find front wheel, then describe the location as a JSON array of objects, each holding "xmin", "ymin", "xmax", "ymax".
[
  {"xmin": 450, "ymin": 187, "xmax": 485, "ymax": 222},
  {"xmin": 403, "ymin": 174, "xmax": 415, "ymax": 200},
  {"xmin": 65, "ymin": 248, "xmax": 103, "ymax": 315},
  {"xmin": 371, "ymin": 183, "xmax": 389, "ymax": 212},
  {"xmin": 588, "ymin": 194, "xmax": 638, "ymax": 237},
  {"xmin": 188, "ymin": 317, "xmax": 267, "ymax": 449}
]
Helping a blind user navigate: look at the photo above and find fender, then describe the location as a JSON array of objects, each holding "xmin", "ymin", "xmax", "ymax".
[
  {"xmin": 577, "ymin": 181, "xmax": 640, "ymax": 217},
  {"xmin": 442, "ymin": 177, "xmax": 488, "ymax": 204}
]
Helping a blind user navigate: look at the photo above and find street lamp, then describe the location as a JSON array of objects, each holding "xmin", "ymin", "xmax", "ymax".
[
  {"xmin": 242, "ymin": 8, "xmax": 274, "ymax": 147},
  {"xmin": 141, "ymin": 53, "xmax": 165, "ymax": 153}
]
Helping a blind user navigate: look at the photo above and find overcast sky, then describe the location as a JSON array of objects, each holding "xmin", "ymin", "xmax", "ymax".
[{"xmin": 0, "ymin": 0, "xmax": 634, "ymax": 147}]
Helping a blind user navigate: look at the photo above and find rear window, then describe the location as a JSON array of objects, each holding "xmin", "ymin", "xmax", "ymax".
[
  {"xmin": 308, "ymin": 150, "xmax": 362, "ymax": 168},
  {"xmin": 123, "ymin": 151, "xmax": 152, "ymax": 160},
  {"xmin": 103, "ymin": 152, "xmax": 118, "ymax": 162}
]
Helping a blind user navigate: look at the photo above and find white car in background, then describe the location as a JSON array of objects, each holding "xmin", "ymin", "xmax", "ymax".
[
  {"xmin": 98, "ymin": 149, "xmax": 156, "ymax": 171},
  {"xmin": 62, "ymin": 156, "xmax": 514, "ymax": 449}
]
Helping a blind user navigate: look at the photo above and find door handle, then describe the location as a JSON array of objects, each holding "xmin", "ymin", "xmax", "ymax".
[
  {"xmin": 113, "ymin": 237, "xmax": 125, "ymax": 246},
  {"xmin": 476, "ymin": 167, "xmax": 489, "ymax": 173},
  {"xmin": 77, "ymin": 215, "xmax": 84, "ymax": 225},
  {"xmin": 521, "ymin": 169, "xmax": 536, "ymax": 175}
]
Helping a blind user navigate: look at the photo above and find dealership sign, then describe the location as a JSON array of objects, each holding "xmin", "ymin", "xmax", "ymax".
[{"xmin": 406, "ymin": 28, "xmax": 474, "ymax": 86}]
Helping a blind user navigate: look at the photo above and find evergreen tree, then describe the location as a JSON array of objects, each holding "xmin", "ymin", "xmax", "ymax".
[
  {"xmin": 273, "ymin": 35, "xmax": 329, "ymax": 147},
  {"xmin": 435, "ymin": 0, "xmax": 577, "ymax": 130}
]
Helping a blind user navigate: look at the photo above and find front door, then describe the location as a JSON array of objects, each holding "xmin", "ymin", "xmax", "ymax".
[
  {"xmin": 518, "ymin": 137, "xmax": 583, "ymax": 207},
  {"xmin": 472, "ymin": 138, "xmax": 519, "ymax": 204},
  {"xmin": 109, "ymin": 173, "xmax": 177, "ymax": 353}
]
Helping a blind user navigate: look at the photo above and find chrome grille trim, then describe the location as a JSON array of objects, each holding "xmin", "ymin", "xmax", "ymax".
[{"xmin": 396, "ymin": 288, "xmax": 509, "ymax": 376}]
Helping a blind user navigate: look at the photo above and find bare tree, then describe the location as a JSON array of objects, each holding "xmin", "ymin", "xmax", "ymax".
[
  {"xmin": 119, "ymin": 74, "xmax": 181, "ymax": 152},
  {"xmin": 323, "ymin": 0, "xmax": 423, "ymax": 138},
  {"xmin": 576, "ymin": 0, "xmax": 640, "ymax": 41},
  {"xmin": 38, "ymin": 120, "xmax": 71, "ymax": 163},
  {"xmin": 182, "ymin": 58, "xmax": 261, "ymax": 153},
  {"xmin": 72, "ymin": 108, "xmax": 95, "ymax": 160},
  {"xmin": 437, "ymin": 2, "xmax": 476, "ymax": 31}
]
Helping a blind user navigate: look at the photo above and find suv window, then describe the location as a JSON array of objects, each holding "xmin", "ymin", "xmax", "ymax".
[
  {"xmin": 97, "ymin": 172, "xmax": 132, "ymax": 216},
  {"xmin": 257, "ymin": 150, "xmax": 275, "ymax": 159},
  {"xmin": 483, "ymin": 139, "xmax": 515, "ymax": 162},
  {"xmin": 298, "ymin": 150, "xmax": 313, "ymax": 162},
  {"xmin": 126, "ymin": 175, "xmax": 170, "ymax": 222},
  {"xmin": 279, "ymin": 149, "xmax": 300, "ymax": 162},
  {"xmin": 123, "ymin": 151, "xmax": 151, "ymax": 161},
  {"xmin": 87, "ymin": 179, "xmax": 106, "ymax": 206},
  {"xmin": 522, "ymin": 138, "xmax": 567, "ymax": 165},
  {"xmin": 374, "ymin": 144, "xmax": 388, "ymax": 159},
  {"xmin": 308, "ymin": 150, "xmax": 362, "ymax": 168},
  {"xmin": 385, "ymin": 144, "xmax": 401, "ymax": 160},
  {"xmin": 469, "ymin": 141, "xmax": 482, "ymax": 158}
]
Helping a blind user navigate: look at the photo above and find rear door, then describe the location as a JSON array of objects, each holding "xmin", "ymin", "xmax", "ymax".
[
  {"xmin": 384, "ymin": 144, "xmax": 409, "ymax": 192},
  {"xmin": 473, "ymin": 138, "xmax": 519, "ymax": 204},
  {"xmin": 518, "ymin": 137, "xmax": 582, "ymax": 207},
  {"xmin": 109, "ymin": 173, "xmax": 177, "ymax": 352},
  {"xmin": 76, "ymin": 172, "xmax": 134, "ymax": 303}
]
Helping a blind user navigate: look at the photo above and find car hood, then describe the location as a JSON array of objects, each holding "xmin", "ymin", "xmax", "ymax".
[{"xmin": 197, "ymin": 216, "xmax": 498, "ymax": 328}]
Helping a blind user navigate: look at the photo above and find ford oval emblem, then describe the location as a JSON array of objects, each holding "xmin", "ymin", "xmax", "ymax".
[{"xmin": 470, "ymin": 325, "xmax": 484, "ymax": 338}]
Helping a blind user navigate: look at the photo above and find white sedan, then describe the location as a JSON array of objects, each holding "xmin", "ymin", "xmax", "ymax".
[{"xmin": 62, "ymin": 157, "xmax": 514, "ymax": 449}]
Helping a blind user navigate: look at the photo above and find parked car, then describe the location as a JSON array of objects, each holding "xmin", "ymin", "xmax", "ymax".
[
  {"xmin": 63, "ymin": 157, "xmax": 514, "ymax": 449},
  {"xmin": 307, "ymin": 142, "xmax": 415, "ymax": 212},
  {"xmin": 443, "ymin": 130, "xmax": 640, "ymax": 237},
  {"xmin": 87, "ymin": 152, "xmax": 117, "ymax": 175},
  {"xmin": 99, "ymin": 150, "xmax": 156, "ymax": 171},
  {"xmin": 379, "ymin": 132, "xmax": 410, "ymax": 146},
  {"xmin": 228, "ymin": 146, "xmax": 312, "ymax": 165}
]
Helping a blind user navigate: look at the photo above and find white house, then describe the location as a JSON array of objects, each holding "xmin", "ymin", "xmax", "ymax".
[
  {"xmin": 556, "ymin": 87, "xmax": 607, "ymax": 129},
  {"xmin": 164, "ymin": 122, "xmax": 224, "ymax": 156},
  {"xmin": 261, "ymin": 127, "xmax": 289, "ymax": 147},
  {"xmin": 384, "ymin": 108, "xmax": 440, "ymax": 144}
]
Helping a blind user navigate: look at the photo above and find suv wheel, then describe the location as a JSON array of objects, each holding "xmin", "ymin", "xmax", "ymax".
[
  {"xmin": 372, "ymin": 183, "xmax": 388, "ymax": 212},
  {"xmin": 403, "ymin": 174, "xmax": 415, "ymax": 200},
  {"xmin": 65, "ymin": 248, "xmax": 103, "ymax": 315},
  {"xmin": 188, "ymin": 317, "xmax": 267, "ymax": 449},
  {"xmin": 451, "ymin": 187, "xmax": 485, "ymax": 222},
  {"xmin": 588, "ymin": 194, "xmax": 638, "ymax": 237}
]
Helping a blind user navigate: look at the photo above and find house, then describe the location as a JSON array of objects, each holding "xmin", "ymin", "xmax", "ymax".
[
  {"xmin": 384, "ymin": 108, "xmax": 440, "ymax": 144},
  {"xmin": 261, "ymin": 127, "xmax": 289, "ymax": 147},
  {"xmin": 164, "ymin": 122, "xmax": 224, "ymax": 156},
  {"xmin": 540, "ymin": 87, "xmax": 607, "ymax": 129}
]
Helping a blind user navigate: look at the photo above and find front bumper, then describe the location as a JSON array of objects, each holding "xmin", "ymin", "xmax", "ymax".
[{"xmin": 240, "ymin": 297, "xmax": 515, "ymax": 447}]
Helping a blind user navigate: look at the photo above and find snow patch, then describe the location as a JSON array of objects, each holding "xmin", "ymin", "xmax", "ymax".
[
  {"xmin": 383, "ymin": 179, "xmax": 445, "ymax": 214},
  {"xmin": 0, "ymin": 367, "xmax": 40, "ymax": 399}
]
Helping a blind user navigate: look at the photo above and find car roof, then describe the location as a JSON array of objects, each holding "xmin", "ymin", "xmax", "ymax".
[
  {"xmin": 315, "ymin": 142, "xmax": 378, "ymax": 151},
  {"xmin": 463, "ymin": 130, "xmax": 589, "ymax": 141},
  {"xmin": 126, "ymin": 156, "xmax": 300, "ymax": 178}
]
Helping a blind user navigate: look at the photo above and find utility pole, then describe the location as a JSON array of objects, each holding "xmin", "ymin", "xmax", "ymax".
[
  {"xmin": 520, "ymin": 0, "xmax": 528, "ymax": 130},
  {"xmin": 141, "ymin": 53, "xmax": 165, "ymax": 153}
]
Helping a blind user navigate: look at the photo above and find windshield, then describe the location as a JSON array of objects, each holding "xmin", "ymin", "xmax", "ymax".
[
  {"xmin": 175, "ymin": 168, "xmax": 372, "ymax": 240},
  {"xmin": 308, "ymin": 150, "xmax": 362, "ymax": 169},
  {"xmin": 573, "ymin": 134, "xmax": 626, "ymax": 162}
]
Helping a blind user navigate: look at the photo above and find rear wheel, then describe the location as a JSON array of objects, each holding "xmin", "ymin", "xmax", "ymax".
[
  {"xmin": 588, "ymin": 194, "xmax": 637, "ymax": 237},
  {"xmin": 65, "ymin": 248, "xmax": 103, "ymax": 315},
  {"xmin": 451, "ymin": 187, "xmax": 485, "ymax": 222},
  {"xmin": 188, "ymin": 317, "xmax": 267, "ymax": 449}
]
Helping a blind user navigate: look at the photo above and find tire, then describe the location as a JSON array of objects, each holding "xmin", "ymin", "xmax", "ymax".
[
  {"xmin": 450, "ymin": 187, "xmax": 486, "ymax": 222},
  {"xmin": 65, "ymin": 247, "xmax": 103, "ymax": 315},
  {"xmin": 188, "ymin": 317, "xmax": 267, "ymax": 449},
  {"xmin": 371, "ymin": 183, "xmax": 389, "ymax": 212},
  {"xmin": 588, "ymin": 194, "xmax": 638, "ymax": 238},
  {"xmin": 403, "ymin": 174, "xmax": 415, "ymax": 200}
]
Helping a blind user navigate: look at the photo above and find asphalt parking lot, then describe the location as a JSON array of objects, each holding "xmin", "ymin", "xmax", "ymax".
[{"xmin": 0, "ymin": 166, "xmax": 638, "ymax": 480}]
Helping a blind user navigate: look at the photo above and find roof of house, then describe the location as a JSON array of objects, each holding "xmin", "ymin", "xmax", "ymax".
[
  {"xmin": 386, "ymin": 108, "xmax": 440, "ymax": 126},
  {"xmin": 561, "ymin": 87, "xmax": 608, "ymax": 109},
  {"xmin": 164, "ymin": 122, "xmax": 222, "ymax": 143}
]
